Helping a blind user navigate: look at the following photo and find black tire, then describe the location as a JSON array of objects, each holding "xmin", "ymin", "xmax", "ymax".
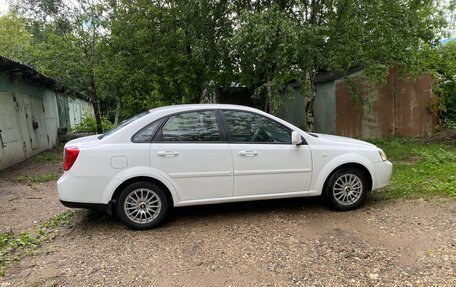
[
  {"xmin": 323, "ymin": 167, "xmax": 368, "ymax": 211},
  {"xmin": 116, "ymin": 181, "xmax": 169, "ymax": 230}
]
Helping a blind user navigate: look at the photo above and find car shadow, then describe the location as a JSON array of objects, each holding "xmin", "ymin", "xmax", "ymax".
[
  {"xmin": 170, "ymin": 196, "xmax": 324, "ymax": 221},
  {"xmin": 74, "ymin": 191, "xmax": 388, "ymax": 231}
]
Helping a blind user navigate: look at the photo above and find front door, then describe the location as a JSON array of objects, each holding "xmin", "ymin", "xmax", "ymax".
[
  {"xmin": 222, "ymin": 110, "xmax": 312, "ymax": 197},
  {"xmin": 149, "ymin": 110, "xmax": 233, "ymax": 201}
]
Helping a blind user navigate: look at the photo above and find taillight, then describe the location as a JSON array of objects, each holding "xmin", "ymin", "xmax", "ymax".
[{"xmin": 64, "ymin": 147, "xmax": 79, "ymax": 171}]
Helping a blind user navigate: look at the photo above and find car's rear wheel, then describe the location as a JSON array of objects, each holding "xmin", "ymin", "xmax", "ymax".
[
  {"xmin": 324, "ymin": 168, "xmax": 368, "ymax": 211},
  {"xmin": 116, "ymin": 181, "xmax": 168, "ymax": 230}
]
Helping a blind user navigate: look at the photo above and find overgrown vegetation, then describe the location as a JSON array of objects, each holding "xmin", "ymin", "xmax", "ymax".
[
  {"xmin": 371, "ymin": 138, "xmax": 456, "ymax": 198},
  {"xmin": 16, "ymin": 174, "xmax": 60, "ymax": 184},
  {"xmin": 0, "ymin": 0, "xmax": 451, "ymax": 131},
  {"xmin": 0, "ymin": 210, "xmax": 76, "ymax": 276},
  {"xmin": 71, "ymin": 114, "xmax": 114, "ymax": 134},
  {"xmin": 33, "ymin": 152, "xmax": 60, "ymax": 163},
  {"xmin": 434, "ymin": 41, "xmax": 456, "ymax": 128}
]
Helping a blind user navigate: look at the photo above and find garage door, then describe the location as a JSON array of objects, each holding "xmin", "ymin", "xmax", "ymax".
[{"xmin": 0, "ymin": 92, "xmax": 25, "ymax": 170}]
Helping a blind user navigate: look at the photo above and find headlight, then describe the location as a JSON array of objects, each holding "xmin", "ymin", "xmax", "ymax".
[{"xmin": 378, "ymin": 148, "xmax": 387, "ymax": 161}]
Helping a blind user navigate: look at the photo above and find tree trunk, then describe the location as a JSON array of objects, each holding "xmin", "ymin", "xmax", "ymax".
[
  {"xmin": 92, "ymin": 99, "xmax": 103, "ymax": 134},
  {"xmin": 114, "ymin": 95, "xmax": 121, "ymax": 125},
  {"xmin": 266, "ymin": 81, "xmax": 272, "ymax": 113},
  {"xmin": 88, "ymin": 73, "xmax": 103, "ymax": 134},
  {"xmin": 305, "ymin": 71, "xmax": 316, "ymax": 132}
]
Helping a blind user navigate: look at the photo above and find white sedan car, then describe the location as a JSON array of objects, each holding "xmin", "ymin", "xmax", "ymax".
[{"xmin": 58, "ymin": 104, "xmax": 392, "ymax": 229}]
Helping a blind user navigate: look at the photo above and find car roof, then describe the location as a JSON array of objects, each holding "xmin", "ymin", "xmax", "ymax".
[{"xmin": 148, "ymin": 104, "xmax": 261, "ymax": 114}]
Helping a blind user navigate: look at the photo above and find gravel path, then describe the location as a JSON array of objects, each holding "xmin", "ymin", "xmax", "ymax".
[{"xmin": 1, "ymin": 158, "xmax": 455, "ymax": 286}]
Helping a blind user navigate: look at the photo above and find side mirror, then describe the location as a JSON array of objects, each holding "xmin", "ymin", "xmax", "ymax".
[{"xmin": 291, "ymin": 131, "xmax": 302, "ymax": 145}]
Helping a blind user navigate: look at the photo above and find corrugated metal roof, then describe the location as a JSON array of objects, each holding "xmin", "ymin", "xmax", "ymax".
[
  {"xmin": 0, "ymin": 55, "xmax": 55, "ymax": 88},
  {"xmin": 314, "ymin": 66, "xmax": 363, "ymax": 84}
]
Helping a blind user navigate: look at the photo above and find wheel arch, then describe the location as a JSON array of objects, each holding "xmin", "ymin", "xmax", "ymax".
[
  {"xmin": 311, "ymin": 153, "xmax": 376, "ymax": 196},
  {"xmin": 323, "ymin": 163, "xmax": 373, "ymax": 192},
  {"xmin": 111, "ymin": 176, "xmax": 174, "ymax": 207},
  {"xmin": 102, "ymin": 166, "xmax": 180, "ymax": 207}
]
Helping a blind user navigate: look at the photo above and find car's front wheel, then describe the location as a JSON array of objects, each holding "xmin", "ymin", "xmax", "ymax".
[
  {"xmin": 324, "ymin": 168, "xmax": 368, "ymax": 211},
  {"xmin": 117, "ymin": 181, "xmax": 168, "ymax": 230}
]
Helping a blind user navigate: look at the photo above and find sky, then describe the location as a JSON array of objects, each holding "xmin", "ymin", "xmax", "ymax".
[{"xmin": 0, "ymin": 0, "xmax": 8, "ymax": 16}]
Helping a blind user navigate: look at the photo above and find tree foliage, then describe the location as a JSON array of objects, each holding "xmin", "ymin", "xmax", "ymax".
[
  {"xmin": 8, "ymin": 0, "xmax": 108, "ymax": 133},
  {"xmin": 1, "ymin": 0, "xmax": 453, "ymax": 131},
  {"xmin": 234, "ymin": 0, "xmax": 447, "ymax": 129},
  {"xmin": 0, "ymin": 13, "xmax": 31, "ymax": 60},
  {"xmin": 434, "ymin": 40, "xmax": 456, "ymax": 125}
]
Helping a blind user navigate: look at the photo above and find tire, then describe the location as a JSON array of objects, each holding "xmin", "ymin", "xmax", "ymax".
[
  {"xmin": 323, "ymin": 167, "xmax": 368, "ymax": 211},
  {"xmin": 116, "ymin": 181, "xmax": 169, "ymax": 230}
]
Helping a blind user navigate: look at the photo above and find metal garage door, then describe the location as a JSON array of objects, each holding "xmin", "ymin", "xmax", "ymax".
[{"xmin": 0, "ymin": 92, "xmax": 25, "ymax": 170}]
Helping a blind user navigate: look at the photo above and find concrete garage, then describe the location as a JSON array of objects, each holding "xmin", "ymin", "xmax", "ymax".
[{"xmin": 0, "ymin": 56, "xmax": 92, "ymax": 171}]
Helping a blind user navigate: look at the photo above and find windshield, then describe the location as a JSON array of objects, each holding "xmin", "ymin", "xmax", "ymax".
[{"xmin": 98, "ymin": 111, "xmax": 150, "ymax": 139}]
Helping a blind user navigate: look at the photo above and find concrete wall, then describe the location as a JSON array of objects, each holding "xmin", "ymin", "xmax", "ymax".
[
  {"xmin": 68, "ymin": 97, "xmax": 94, "ymax": 128},
  {"xmin": 0, "ymin": 73, "xmax": 59, "ymax": 170}
]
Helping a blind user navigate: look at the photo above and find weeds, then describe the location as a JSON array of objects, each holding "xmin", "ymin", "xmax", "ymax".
[
  {"xmin": 33, "ymin": 152, "xmax": 61, "ymax": 163},
  {"xmin": 16, "ymin": 174, "xmax": 60, "ymax": 184},
  {"xmin": 370, "ymin": 137, "xmax": 456, "ymax": 198},
  {"xmin": 53, "ymin": 142, "xmax": 65, "ymax": 153},
  {"xmin": 0, "ymin": 210, "xmax": 76, "ymax": 277}
]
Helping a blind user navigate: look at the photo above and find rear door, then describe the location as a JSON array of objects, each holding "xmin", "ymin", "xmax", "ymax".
[{"xmin": 149, "ymin": 110, "xmax": 233, "ymax": 201}]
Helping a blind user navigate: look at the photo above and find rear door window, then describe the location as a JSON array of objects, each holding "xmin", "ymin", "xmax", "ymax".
[{"xmin": 158, "ymin": 111, "xmax": 222, "ymax": 142}]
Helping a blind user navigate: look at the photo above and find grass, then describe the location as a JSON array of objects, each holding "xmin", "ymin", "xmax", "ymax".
[
  {"xmin": 0, "ymin": 210, "xmax": 76, "ymax": 277},
  {"xmin": 16, "ymin": 174, "xmax": 60, "ymax": 184},
  {"xmin": 369, "ymin": 137, "xmax": 456, "ymax": 198},
  {"xmin": 33, "ymin": 152, "xmax": 61, "ymax": 163}
]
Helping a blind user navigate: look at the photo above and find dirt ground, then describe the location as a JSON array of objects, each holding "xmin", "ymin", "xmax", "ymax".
[{"xmin": 0, "ymin": 153, "xmax": 455, "ymax": 286}]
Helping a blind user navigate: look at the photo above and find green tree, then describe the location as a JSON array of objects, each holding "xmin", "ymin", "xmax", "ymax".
[
  {"xmin": 435, "ymin": 40, "xmax": 456, "ymax": 125},
  {"xmin": 99, "ymin": 0, "xmax": 235, "ymax": 119},
  {"xmin": 233, "ymin": 0, "xmax": 447, "ymax": 130},
  {"xmin": 5, "ymin": 0, "xmax": 451, "ymax": 131},
  {"xmin": 0, "ymin": 13, "xmax": 31, "ymax": 60},
  {"xmin": 11, "ymin": 0, "xmax": 109, "ymax": 133}
]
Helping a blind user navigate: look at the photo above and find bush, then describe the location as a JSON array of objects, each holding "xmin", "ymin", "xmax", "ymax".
[
  {"xmin": 436, "ymin": 75, "xmax": 456, "ymax": 127},
  {"xmin": 435, "ymin": 41, "xmax": 456, "ymax": 127},
  {"xmin": 72, "ymin": 114, "xmax": 114, "ymax": 133}
]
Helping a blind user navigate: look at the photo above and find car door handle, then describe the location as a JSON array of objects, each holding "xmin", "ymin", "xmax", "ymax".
[
  {"xmin": 157, "ymin": 151, "xmax": 179, "ymax": 157},
  {"xmin": 239, "ymin": 150, "xmax": 258, "ymax": 157}
]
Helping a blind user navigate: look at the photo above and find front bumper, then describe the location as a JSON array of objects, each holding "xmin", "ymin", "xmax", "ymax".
[{"xmin": 372, "ymin": 160, "xmax": 393, "ymax": 190}]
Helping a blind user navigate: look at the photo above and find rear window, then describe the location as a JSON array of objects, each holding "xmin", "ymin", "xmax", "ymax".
[{"xmin": 98, "ymin": 111, "xmax": 149, "ymax": 139}]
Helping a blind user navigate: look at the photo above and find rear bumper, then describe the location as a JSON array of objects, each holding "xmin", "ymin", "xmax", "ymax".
[
  {"xmin": 57, "ymin": 172, "xmax": 111, "ymax": 203},
  {"xmin": 372, "ymin": 160, "xmax": 393, "ymax": 190},
  {"xmin": 57, "ymin": 172, "xmax": 115, "ymax": 214},
  {"xmin": 60, "ymin": 200, "xmax": 114, "ymax": 215}
]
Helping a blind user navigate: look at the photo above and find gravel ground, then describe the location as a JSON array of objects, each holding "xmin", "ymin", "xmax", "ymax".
[
  {"xmin": 0, "ymin": 155, "xmax": 65, "ymax": 233},
  {"xmin": 0, "ymin": 156, "xmax": 455, "ymax": 286}
]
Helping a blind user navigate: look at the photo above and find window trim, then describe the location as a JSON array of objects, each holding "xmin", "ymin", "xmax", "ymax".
[{"xmin": 131, "ymin": 108, "xmax": 307, "ymax": 145}]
